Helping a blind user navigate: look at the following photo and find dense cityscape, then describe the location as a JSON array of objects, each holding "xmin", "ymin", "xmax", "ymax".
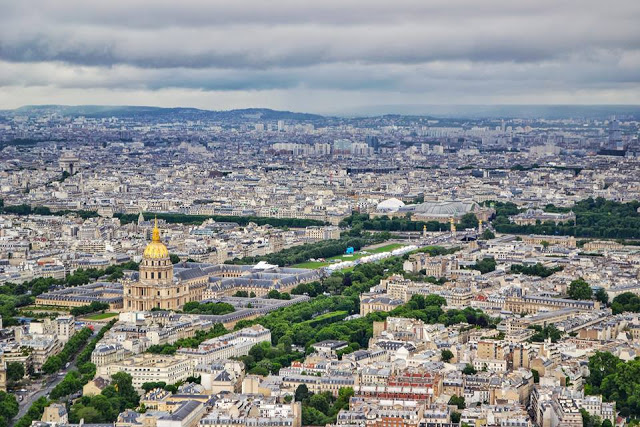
[
  {"xmin": 1, "ymin": 1, "xmax": 640, "ymax": 427},
  {"xmin": 0, "ymin": 105, "xmax": 638, "ymax": 427}
]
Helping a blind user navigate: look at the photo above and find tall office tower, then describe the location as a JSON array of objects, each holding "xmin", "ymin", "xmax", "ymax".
[
  {"xmin": 365, "ymin": 135, "xmax": 380, "ymax": 152},
  {"xmin": 608, "ymin": 118, "xmax": 623, "ymax": 150}
]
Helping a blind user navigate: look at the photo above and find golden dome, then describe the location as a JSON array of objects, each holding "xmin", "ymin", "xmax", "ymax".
[{"xmin": 143, "ymin": 218, "xmax": 169, "ymax": 259}]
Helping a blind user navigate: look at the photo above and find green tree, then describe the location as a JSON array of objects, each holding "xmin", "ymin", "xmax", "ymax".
[
  {"xmin": 41, "ymin": 355, "xmax": 62, "ymax": 375},
  {"xmin": 458, "ymin": 213, "xmax": 479, "ymax": 229},
  {"xmin": 302, "ymin": 406, "xmax": 330, "ymax": 426},
  {"xmin": 610, "ymin": 292, "xmax": 640, "ymax": 314},
  {"xmin": 323, "ymin": 277, "xmax": 344, "ymax": 295},
  {"xmin": 332, "ymin": 387, "xmax": 354, "ymax": 415},
  {"xmin": 441, "ymin": 349, "xmax": 454, "ymax": 363},
  {"xmin": 409, "ymin": 294, "xmax": 426, "ymax": 309},
  {"xmin": 185, "ymin": 376, "xmax": 201, "ymax": 384},
  {"xmin": 295, "ymin": 384, "xmax": 310, "ymax": 402},
  {"xmin": 586, "ymin": 351, "xmax": 622, "ymax": 391},
  {"xmin": 580, "ymin": 409, "xmax": 603, "ymax": 427},
  {"xmin": 267, "ymin": 290, "xmax": 281, "ymax": 299},
  {"xmin": 111, "ymin": 372, "xmax": 139, "ymax": 410},
  {"xmin": 531, "ymin": 369, "xmax": 540, "ymax": 383},
  {"xmin": 0, "ymin": 391, "xmax": 19, "ymax": 427},
  {"xmin": 462, "ymin": 364, "xmax": 476, "ymax": 375},
  {"xmin": 278, "ymin": 335, "xmax": 293, "ymax": 353},
  {"xmin": 424, "ymin": 294, "xmax": 447, "ymax": 307},
  {"xmin": 13, "ymin": 396, "xmax": 49, "ymax": 427},
  {"xmin": 74, "ymin": 406, "xmax": 102, "ymax": 423},
  {"xmin": 7, "ymin": 362, "xmax": 25, "ymax": 382},
  {"xmin": 471, "ymin": 257, "xmax": 496, "ymax": 274},
  {"xmin": 583, "ymin": 352, "xmax": 640, "ymax": 417},
  {"xmin": 449, "ymin": 394, "xmax": 466, "ymax": 409},
  {"xmin": 181, "ymin": 301, "xmax": 235, "ymax": 315},
  {"xmin": 509, "ymin": 263, "xmax": 563, "ymax": 278},
  {"xmin": 70, "ymin": 301, "xmax": 110, "ymax": 316},
  {"xmin": 568, "ymin": 278, "xmax": 592, "ymax": 300},
  {"xmin": 248, "ymin": 366, "xmax": 269, "ymax": 376},
  {"xmin": 163, "ymin": 384, "xmax": 178, "ymax": 394},
  {"xmin": 309, "ymin": 393, "xmax": 331, "ymax": 414},
  {"xmin": 490, "ymin": 198, "xmax": 640, "ymax": 239},
  {"xmin": 141, "ymin": 382, "xmax": 167, "ymax": 393},
  {"xmin": 528, "ymin": 325, "xmax": 564, "ymax": 343},
  {"xmin": 78, "ymin": 362, "xmax": 96, "ymax": 376},
  {"xmin": 50, "ymin": 371, "xmax": 84, "ymax": 399},
  {"xmin": 481, "ymin": 229, "xmax": 495, "ymax": 240},
  {"xmin": 594, "ymin": 288, "xmax": 609, "ymax": 305},
  {"xmin": 169, "ymin": 254, "xmax": 181, "ymax": 264},
  {"xmin": 451, "ymin": 411, "xmax": 461, "ymax": 423}
]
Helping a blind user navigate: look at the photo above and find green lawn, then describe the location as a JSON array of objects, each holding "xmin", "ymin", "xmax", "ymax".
[
  {"xmin": 291, "ymin": 243, "xmax": 405, "ymax": 269},
  {"xmin": 85, "ymin": 312, "xmax": 118, "ymax": 320}
]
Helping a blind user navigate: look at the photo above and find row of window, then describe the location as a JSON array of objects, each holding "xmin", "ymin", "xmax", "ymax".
[
  {"xmin": 142, "ymin": 270, "xmax": 171, "ymax": 280},
  {"xmin": 146, "ymin": 260, "xmax": 169, "ymax": 267}
]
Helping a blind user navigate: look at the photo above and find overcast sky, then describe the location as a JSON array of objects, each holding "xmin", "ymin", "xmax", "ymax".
[{"xmin": 1, "ymin": 0, "xmax": 639, "ymax": 113}]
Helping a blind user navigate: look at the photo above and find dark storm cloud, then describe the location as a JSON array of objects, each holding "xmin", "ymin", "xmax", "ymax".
[{"xmin": 0, "ymin": 0, "xmax": 639, "ymax": 109}]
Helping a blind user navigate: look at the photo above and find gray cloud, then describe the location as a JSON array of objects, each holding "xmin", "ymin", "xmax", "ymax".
[
  {"xmin": 2, "ymin": 19, "xmax": 640, "ymax": 69},
  {"xmin": 0, "ymin": 0, "xmax": 639, "ymax": 110}
]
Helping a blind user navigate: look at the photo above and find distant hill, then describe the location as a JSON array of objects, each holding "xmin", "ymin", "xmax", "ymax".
[
  {"xmin": 8, "ymin": 105, "xmax": 326, "ymax": 121},
  {"xmin": 5, "ymin": 104, "xmax": 640, "ymax": 121},
  {"xmin": 336, "ymin": 104, "xmax": 640, "ymax": 120}
]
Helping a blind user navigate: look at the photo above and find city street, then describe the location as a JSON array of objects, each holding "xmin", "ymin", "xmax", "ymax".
[{"xmin": 12, "ymin": 331, "xmax": 96, "ymax": 425}]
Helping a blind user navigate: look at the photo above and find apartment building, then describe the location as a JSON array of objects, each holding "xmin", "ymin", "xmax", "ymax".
[{"xmin": 99, "ymin": 354, "xmax": 193, "ymax": 391}]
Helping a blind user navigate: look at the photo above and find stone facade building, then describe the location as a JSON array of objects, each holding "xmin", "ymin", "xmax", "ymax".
[{"xmin": 123, "ymin": 220, "xmax": 203, "ymax": 311}]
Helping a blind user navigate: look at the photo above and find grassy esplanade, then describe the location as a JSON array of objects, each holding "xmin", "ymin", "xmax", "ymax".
[{"xmin": 292, "ymin": 243, "xmax": 404, "ymax": 269}]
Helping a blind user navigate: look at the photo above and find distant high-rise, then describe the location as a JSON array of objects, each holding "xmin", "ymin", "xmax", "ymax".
[
  {"xmin": 365, "ymin": 135, "xmax": 380, "ymax": 151},
  {"xmin": 608, "ymin": 118, "xmax": 623, "ymax": 150}
]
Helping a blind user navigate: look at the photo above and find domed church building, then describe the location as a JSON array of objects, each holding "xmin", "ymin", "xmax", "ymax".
[{"xmin": 123, "ymin": 219, "xmax": 204, "ymax": 311}]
